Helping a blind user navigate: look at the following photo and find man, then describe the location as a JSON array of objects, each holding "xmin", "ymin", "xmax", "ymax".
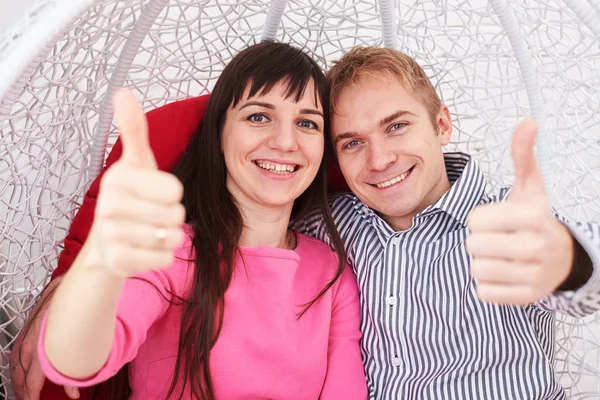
[{"xmin": 296, "ymin": 46, "xmax": 600, "ymax": 399}]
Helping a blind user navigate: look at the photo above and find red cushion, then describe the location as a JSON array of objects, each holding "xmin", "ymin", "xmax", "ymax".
[{"xmin": 41, "ymin": 93, "xmax": 349, "ymax": 399}]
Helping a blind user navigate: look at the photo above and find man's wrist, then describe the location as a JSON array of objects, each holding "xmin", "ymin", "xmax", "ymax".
[{"xmin": 558, "ymin": 237, "xmax": 593, "ymax": 291}]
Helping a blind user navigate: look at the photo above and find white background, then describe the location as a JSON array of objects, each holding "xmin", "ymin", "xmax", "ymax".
[{"xmin": 0, "ymin": 1, "xmax": 36, "ymax": 36}]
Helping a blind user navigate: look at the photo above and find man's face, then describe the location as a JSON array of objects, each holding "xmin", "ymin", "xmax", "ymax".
[{"xmin": 331, "ymin": 75, "xmax": 453, "ymax": 230}]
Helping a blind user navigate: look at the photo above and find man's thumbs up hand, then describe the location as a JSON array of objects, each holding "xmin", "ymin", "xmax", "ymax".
[{"xmin": 466, "ymin": 120, "xmax": 574, "ymax": 305}]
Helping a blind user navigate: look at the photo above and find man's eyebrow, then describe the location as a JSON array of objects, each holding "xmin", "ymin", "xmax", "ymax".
[
  {"xmin": 334, "ymin": 110, "xmax": 418, "ymax": 145},
  {"xmin": 379, "ymin": 110, "xmax": 418, "ymax": 126},
  {"xmin": 333, "ymin": 132, "xmax": 358, "ymax": 145}
]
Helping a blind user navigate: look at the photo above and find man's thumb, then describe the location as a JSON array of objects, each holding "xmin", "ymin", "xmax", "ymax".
[
  {"xmin": 64, "ymin": 385, "xmax": 80, "ymax": 399},
  {"xmin": 511, "ymin": 119, "xmax": 544, "ymax": 195}
]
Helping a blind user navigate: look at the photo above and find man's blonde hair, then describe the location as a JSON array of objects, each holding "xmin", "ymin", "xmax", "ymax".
[{"xmin": 327, "ymin": 46, "xmax": 441, "ymax": 126}]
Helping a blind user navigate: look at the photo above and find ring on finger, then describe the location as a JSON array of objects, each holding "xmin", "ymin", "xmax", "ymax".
[{"xmin": 154, "ymin": 228, "xmax": 169, "ymax": 248}]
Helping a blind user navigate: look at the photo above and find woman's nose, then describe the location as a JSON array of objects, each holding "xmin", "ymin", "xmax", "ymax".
[{"xmin": 268, "ymin": 123, "xmax": 299, "ymax": 152}]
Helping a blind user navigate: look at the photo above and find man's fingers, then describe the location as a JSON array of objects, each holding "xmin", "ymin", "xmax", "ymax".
[
  {"xmin": 471, "ymin": 258, "xmax": 542, "ymax": 285},
  {"xmin": 467, "ymin": 202, "xmax": 550, "ymax": 233},
  {"xmin": 11, "ymin": 337, "xmax": 34, "ymax": 400},
  {"xmin": 11, "ymin": 369, "xmax": 26, "ymax": 400},
  {"xmin": 23, "ymin": 360, "xmax": 45, "ymax": 400},
  {"xmin": 466, "ymin": 231, "xmax": 544, "ymax": 262},
  {"xmin": 64, "ymin": 385, "xmax": 80, "ymax": 399},
  {"xmin": 10, "ymin": 357, "xmax": 26, "ymax": 393},
  {"xmin": 113, "ymin": 89, "xmax": 157, "ymax": 169},
  {"xmin": 476, "ymin": 282, "xmax": 540, "ymax": 306}
]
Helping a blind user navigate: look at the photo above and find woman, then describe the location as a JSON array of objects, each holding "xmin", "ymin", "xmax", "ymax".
[{"xmin": 37, "ymin": 42, "xmax": 367, "ymax": 399}]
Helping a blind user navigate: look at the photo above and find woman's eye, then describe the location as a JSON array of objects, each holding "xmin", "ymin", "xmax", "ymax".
[
  {"xmin": 298, "ymin": 120, "xmax": 318, "ymax": 130},
  {"xmin": 248, "ymin": 113, "xmax": 269, "ymax": 123}
]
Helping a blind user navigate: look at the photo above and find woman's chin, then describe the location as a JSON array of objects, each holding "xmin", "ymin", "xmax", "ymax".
[
  {"xmin": 228, "ymin": 176, "xmax": 309, "ymax": 211},
  {"xmin": 255, "ymin": 194, "xmax": 298, "ymax": 210}
]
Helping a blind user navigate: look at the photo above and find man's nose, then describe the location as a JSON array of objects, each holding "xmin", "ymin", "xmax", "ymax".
[{"xmin": 366, "ymin": 139, "xmax": 397, "ymax": 171}]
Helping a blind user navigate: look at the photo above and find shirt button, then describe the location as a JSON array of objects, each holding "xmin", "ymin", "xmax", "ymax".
[
  {"xmin": 391, "ymin": 357, "xmax": 401, "ymax": 367},
  {"xmin": 387, "ymin": 296, "xmax": 397, "ymax": 306},
  {"xmin": 390, "ymin": 236, "xmax": 400, "ymax": 246}
]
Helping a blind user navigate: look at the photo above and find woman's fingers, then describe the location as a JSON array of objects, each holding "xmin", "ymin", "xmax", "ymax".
[
  {"xmin": 101, "ymin": 164, "xmax": 183, "ymax": 204},
  {"xmin": 90, "ymin": 91, "xmax": 186, "ymax": 277},
  {"xmin": 99, "ymin": 220, "xmax": 185, "ymax": 250},
  {"xmin": 90, "ymin": 156, "xmax": 186, "ymax": 276},
  {"xmin": 103, "ymin": 243, "xmax": 177, "ymax": 277},
  {"xmin": 97, "ymin": 194, "xmax": 186, "ymax": 228}
]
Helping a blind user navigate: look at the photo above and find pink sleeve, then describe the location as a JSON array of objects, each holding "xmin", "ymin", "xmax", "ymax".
[
  {"xmin": 320, "ymin": 265, "xmax": 369, "ymax": 399},
  {"xmin": 37, "ymin": 261, "xmax": 188, "ymax": 387}
]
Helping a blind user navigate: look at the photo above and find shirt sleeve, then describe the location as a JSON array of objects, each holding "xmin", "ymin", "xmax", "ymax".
[
  {"xmin": 536, "ymin": 218, "xmax": 600, "ymax": 317},
  {"xmin": 293, "ymin": 193, "xmax": 363, "ymax": 273},
  {"xmin": 38, "ymin": 260, "xmax": 188, "ymax": 387},
  {"xmin": 319, "ymin": 265, "xmax": 368, "ymax": 400},
  {"xmin": 292, "ymin": 204, "xmax": 333, "ymax": 248}
]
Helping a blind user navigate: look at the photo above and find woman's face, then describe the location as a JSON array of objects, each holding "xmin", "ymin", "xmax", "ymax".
[{"xmin": 222, "ymin": 80, "xmax": 324, "ymax": 212}]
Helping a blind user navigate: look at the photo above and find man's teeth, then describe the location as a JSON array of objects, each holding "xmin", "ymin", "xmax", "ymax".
[
  {"xmin": 376, "ymin": 171, "xmax": 409, "ymax": 188},
  {"xmin": 256, "ymin": 161, "xmax": 296, "ymax": 174}
]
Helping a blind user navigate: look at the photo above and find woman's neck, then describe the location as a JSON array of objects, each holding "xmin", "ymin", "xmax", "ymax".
[{"xmin": 236, "ymin": 199, "xmax": 294, "ymax": 250}]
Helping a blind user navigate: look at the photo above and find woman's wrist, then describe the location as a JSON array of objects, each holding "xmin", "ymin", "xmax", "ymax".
[{"xmin": 73, "ymin": 235, "xmax": 128, "ymax": 282}]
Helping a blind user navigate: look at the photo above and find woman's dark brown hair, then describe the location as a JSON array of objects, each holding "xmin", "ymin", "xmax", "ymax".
[{"xmin": 96, "ymin": 41, "xmax": 346, "ymax": 399}]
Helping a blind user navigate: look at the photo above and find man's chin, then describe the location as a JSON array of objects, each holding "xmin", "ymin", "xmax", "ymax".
[
  {"xmin": 360, "ymin": 199, "xmax": 399, "ymax": 217},
  {"xmin": 365, "ymin": 200, "xmax": 417, "ymax": 224}
]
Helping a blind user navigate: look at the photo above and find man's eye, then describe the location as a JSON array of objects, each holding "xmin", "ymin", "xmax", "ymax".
[
  {"xmin": 248, "ymin": 113, "xmax": 269, "ymax": 123},
  {"xmin": 390, "ymin": 123, "xmax": 405, "ymax": 131},
  {"xmin": 344, "ymin": 140, "xmax": 361, "ymax": 149}
]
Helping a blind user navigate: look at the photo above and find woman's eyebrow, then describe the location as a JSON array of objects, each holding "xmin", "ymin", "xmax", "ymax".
[
  {"xmin": 300, "ymin": 109, "xmax": 324, "ymax": 118},
  {"xmin": 239, "ymin": 100, "xmax": 274, "ymax": 110},
  {"xmin": 239, "ymin": 101, "xmax": 323, "ymax": 118}
]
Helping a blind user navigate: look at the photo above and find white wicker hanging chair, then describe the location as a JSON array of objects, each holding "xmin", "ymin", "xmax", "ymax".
[{"xmin": 1, "ymin": 0, "xmax": 600, "ymax": 398}]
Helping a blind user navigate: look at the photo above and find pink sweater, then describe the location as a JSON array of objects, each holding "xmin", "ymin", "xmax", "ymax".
[{"xmin": 38, "ymin": 231, "xmax": 368, "ymax": 399}]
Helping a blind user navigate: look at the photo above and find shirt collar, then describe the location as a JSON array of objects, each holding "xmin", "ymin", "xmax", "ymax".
[
  {"xmin": 422, "ymin": 152, "xmax": 486, "ymax": 226},
  {"xmin": 354, "ymin": 152, "xmax": 487, "ymax": 231}
]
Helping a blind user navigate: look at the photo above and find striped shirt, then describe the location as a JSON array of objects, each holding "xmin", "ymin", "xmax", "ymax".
[{"xmin": 296, "ymin": 152, "xmax": 600, "ymax": 400}]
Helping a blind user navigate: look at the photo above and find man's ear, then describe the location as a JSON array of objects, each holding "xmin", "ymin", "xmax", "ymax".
[{"xmin": 437, "ymin": 104, "xmax": 452, "ymax": 146}]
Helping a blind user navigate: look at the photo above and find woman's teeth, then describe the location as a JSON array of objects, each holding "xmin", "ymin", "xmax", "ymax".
[{"xmin": 256, "ymin": 161, "xmax": 297, "ymax": 174}]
